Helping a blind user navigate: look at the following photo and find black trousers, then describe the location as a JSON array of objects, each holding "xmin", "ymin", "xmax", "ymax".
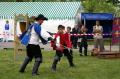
[
  {"xmin": 51, "ymin": 48, "xmax": 74, "ymax": 70},
  {"xmin": 26, "ymin": 44, "xmax": 42, "ymax": 62},
  {"xmin": 72, "ymin": 36, "xmax": 78, "ymax": 48},
  {"xmin": 78, "ymin": 42, "xmax": 88, "ymax": 56},
  {"xmin": 19, "ymin": 44, "xmax": 42, "ymax": 74},
  {"xmin": 55, "ymin": 49, "xmax": 73, "ymax": 62}
]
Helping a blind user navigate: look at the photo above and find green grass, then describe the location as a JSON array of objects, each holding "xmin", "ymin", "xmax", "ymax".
[
  {"xmin": 88, "ymin": 38, "xmax": 111, "ymax": 45},
  {"xmin": 0, "ymin": 49, "xmax": 120, "ymax": 79}
]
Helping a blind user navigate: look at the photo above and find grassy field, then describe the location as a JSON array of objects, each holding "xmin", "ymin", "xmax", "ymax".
[
  {"xmin": 0, "ymin": 49, "xmax": 120, "ymax": 79},
  {"xmin": 88, "ymin": 38, "xmax": 111, "ymax": 45}
]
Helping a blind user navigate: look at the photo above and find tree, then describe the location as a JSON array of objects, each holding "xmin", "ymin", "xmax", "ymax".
[
  {"xmin": 82, "ymin": 0, "xmax": 116, "ymax": 13},
  {"xmin": 16, "ymin": 0, "xmax": 23, "ymax": 1}
]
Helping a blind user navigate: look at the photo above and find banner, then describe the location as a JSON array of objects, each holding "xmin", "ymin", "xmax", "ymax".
[
  {"xmin": 112, "ymin": 18, "xmax": 120, "ymax": 45},
  {"xmin": 81, "ymin": 13, "xmax": 113, "ymax": 20}
]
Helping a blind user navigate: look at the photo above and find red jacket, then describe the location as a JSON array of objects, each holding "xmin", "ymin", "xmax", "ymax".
[{"xmin": 51, "ymin": 32, "xmax": 72, "ymax": 51}]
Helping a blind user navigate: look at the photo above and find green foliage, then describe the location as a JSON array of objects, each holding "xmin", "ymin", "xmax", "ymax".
[
  {"xmin": 0, "ymin": 0, "xmax": 80, "ymax": 2},
  {"xmin": 0, "ymin": 0, "xmax": 16, "ymax": 2},
  {"xmin": 82, "ymin": 0, "xmax": 116, "ymax": 13},
  {"xmin": 0, "ymin": 49, "xmax": 120, "ymax": 79}
]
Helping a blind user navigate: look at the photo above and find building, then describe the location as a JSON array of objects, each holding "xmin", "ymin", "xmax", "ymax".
[{"xmin": 0, "ymin": 2, "xmax": 83, "ymax": 40}]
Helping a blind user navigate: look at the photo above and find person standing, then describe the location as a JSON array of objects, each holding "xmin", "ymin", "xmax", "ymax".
[
  {"xmin": 66, "ymin": 26, "xmax": 74, "ymax": 61},
  {"xmin": 78, "ymin": 25, "xmax": 88, "ymax": 56},
  {"xmin": 93, "ymin": 21, "xmax": 105, "ymax": 52},
  {"xmin": 19, "ymin": 14, "xmax": 52, "ymax": 76},
  {"xmin": 4, "ymin": 20, "xmax": 10, "ymax": 42},
  {"xmin": 67, "ymin": 26, "xmax": 73, "ymax": 45},
  {"xmin": 72, "ymin": 25, "xmax": 79, "ymax": 49}
]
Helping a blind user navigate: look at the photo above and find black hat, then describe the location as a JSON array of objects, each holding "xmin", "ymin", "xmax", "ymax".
[{"xmin": 35, "ymin": 14, "xmax": 48, "ymax": 21}]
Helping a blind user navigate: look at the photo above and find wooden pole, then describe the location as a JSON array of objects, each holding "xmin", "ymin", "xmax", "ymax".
[
  {"xmin": 13, "ymin": 14, "xmax": 29, "ymax": 62},
  {"xmin": 110, "ymin": 34, "xmax": 112, "ymax": 52},
  {"xmin": 119, "ymin": 39, "xmax": 120, "ymax": 53},
  {"xmin": 14, "ymin": 15, "xmax": 17, "ymax": 63}
]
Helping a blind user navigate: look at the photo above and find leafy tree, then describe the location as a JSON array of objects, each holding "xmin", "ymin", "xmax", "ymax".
[{"xmin": 81, "ymin": 0, "xmax": 116, "ymax": 13}]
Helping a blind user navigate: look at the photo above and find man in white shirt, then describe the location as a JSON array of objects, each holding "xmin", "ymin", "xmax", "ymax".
[
  {"xmin": 19, "ymin": 14, "xmax": 52, "ymax": 76},
  {"xmin": 93, "ymin": 21, "xmax": 105, "ymax": 52}
]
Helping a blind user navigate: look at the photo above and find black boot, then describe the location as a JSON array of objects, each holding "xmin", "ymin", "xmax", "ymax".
[
  {"xmin": 19, "ymin": 56, "xmax": 30, "ymax": 73},
  {"xmin": 51, "ymin": 55, "xmax": 60, "ymax": 71},
  {"xmin": 80, "ymin": 53, "xmax": 83, "ymax": 56},
  {"xmin": 79, "ymin": 46, "xmax": 83, "ymax": 56},
  {"xmin": 32, "ymin": 58, "xmax": 41, "ymax": 76},
  {"xmin": 51, "ymin": 59, "xmax": 59, "ymax": 71},
  {"xmin": 69, "ymin": 60, "xmax": 75, "ymax": 67},
  {"xmin": 67, "ymin": 56, "xmax": 75, "ymax": 67},
  {"xmin": 84, "ymin": 44, "xmax": 88, "ymax": 56},
  {"xmin": 84, "ymin": 48, "xmax": 87, "ymax": 56}
]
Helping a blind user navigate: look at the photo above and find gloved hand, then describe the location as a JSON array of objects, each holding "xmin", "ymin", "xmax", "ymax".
[
  {"xmin": 48, "ymin": 37, "xmax": 54, "ymax": 41},
  {"xmin": 67, "ymin": 48, "xmax": 71, "ymax": 53}
]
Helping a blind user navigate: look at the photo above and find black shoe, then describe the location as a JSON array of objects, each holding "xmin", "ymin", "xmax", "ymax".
[
  {"xmin": 80, "ymin": 54, "xmax": 83, "ymax": 56},
  {"xmin": 70, "ymin": 64, "xmax": 75, "ymax": 67},
  {"xmin": 70, "ymin": 65, "xmax": 75, "ymax": 67},
  {"xmin": 51, "ymin": 66, "xmax": 56, "ymax": 72},
  {"xmin": 19, "ymin": 71, "xmax": 24, "ymax": 73},
  {"xmin": 74, "ymin": 47, "xmax": 77, "ymax": 49},
  {"xmin": 84, "ymin": 55, "xmax": 87, "ymax": 56},
  {"xmin": 32, "ymin": 73, "xmax": 40, "ymax": 76},
  {"xmin": 19, "ymin": 70, "xmax": 24, "ymax": 73}
]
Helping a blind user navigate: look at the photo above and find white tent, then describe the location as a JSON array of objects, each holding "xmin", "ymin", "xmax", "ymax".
[{"xmin": 0, "ymin": 19, "xmax": 75, "ymax": 41}]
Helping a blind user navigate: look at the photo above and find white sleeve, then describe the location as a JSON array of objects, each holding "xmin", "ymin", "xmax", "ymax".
[
  {"xmin": 101, "ymin": 26, "xmax": 103, "ymax": 32},
  {"xmin": 93, "ymin": 26, "xmax": 96, "ymax": 32},
  {"xmin": 56, "ymin": 36, "xmax": 60, "ymax": 47},
  {"xmin": 40, "ymin": 28, "xmax": 52, "ymax": 41}
]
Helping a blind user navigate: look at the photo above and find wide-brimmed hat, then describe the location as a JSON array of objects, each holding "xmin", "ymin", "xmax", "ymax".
[{"xmin": 35, "ymin": 14, "xmax": 48, "ymax": 20}]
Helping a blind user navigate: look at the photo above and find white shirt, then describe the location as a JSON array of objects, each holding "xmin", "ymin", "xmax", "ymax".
[
  {"xmin": 93, "ymin": 25, "xmax": 103, "ymax": 39},
  {"xmin": 29, "ymin": 22, "xmax": 52, "ymax": 45},
  {"xmin": 93, "ymin": 25, "xmax": 103, "ymax": 31},
  {"xmin": 29, "ymin": 25, "xmax": 39, "ymax": 45}
]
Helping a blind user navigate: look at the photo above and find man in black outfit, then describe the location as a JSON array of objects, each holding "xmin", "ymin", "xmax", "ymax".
[
  {"xmin": 72, "ymin": 25, "xmax": 79, "ymax": 49},
  {"xmin": 78, "ymin": 25, "xmax": 88, "ymax": 56}
]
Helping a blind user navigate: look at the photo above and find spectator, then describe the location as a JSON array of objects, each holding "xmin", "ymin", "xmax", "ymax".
[
  {"xmin": 78, "ymin": 25, "xmax": 88, "ymax": 56},
  {"xmin": 72, "ymin": 25, "xmax": 79, "ymax": 49},
  {"xmin": 93, "ymin": 21, "xmax": 105, "ymax": 52}
]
